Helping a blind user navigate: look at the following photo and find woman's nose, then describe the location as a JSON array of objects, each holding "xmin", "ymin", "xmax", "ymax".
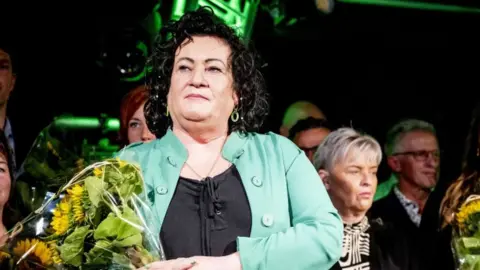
[
  {"xmin": 361, "ymin": 174, "xmax": 373, "ymax": 186},
  {"xmin": 190, "ymin": 68, "xmax": 207, "ymax": 87},
  {"xmin": 142, "ymin": 127, "xmax": 156, "ymax": 142}
]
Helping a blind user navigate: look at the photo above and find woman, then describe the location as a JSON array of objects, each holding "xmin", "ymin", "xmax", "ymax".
[
  {"xmin": 0, "ymin": 131, "xmax": 17, "ymax": 246},
  {"xmin": 116, "ymin": 7, "xmax": 343, "ymax": 270},
  {"xmin": 119, "ymin": 85, "xmax": 156, "ymax": 146},
  {"xmin": 437, "ymin": 103, "xmax": 480, "ymax": 270},
  {"xmin": 313, "ymin": 128, "xmax": 419, "ymax": 270}
]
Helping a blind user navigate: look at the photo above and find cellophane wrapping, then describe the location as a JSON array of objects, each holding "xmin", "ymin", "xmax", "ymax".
[
  {"xmin": 0, "ymin": 158, "xmax": 165, "ymax": 269},
  {"xmin": 452, "ymin": 195, "xmax": 480, "ymax": 270}
]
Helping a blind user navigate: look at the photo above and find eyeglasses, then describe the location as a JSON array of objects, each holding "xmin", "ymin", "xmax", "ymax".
[
  {"xmin": 392, "ymin": 150, "xmax": 440, "ymax": 161},
  {"xmin": 300, "ymin": 146, "xmax": 319, "ymax": 155}
]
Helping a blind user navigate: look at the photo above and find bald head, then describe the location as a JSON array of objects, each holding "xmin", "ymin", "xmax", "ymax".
[{"xmin": 280, "ymin": 101, "xmax": 326, "ymax": 137}]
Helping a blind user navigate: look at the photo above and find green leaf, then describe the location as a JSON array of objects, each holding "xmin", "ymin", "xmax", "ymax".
[
  {"xmin": 112, "ymin": 253, "xmax": 134, "ymax": 269},
  {"xmin": 94, "ymin": 206, "xmax": 143, "ymax": 242},
  {"xmin": 94, "ymin": 213, "xmax": 120, "ymax": 240},
  {"xmin": 463, "ymin": 237, "xmax": 480, "ymax": 250},
  {"xmin": 85, "ymin": 239, "xmax": 113, "ymax": 265},
  {"xmin": 117, "ymin": 206, "xmax": 143, "ymax": 240},
  {"xmin": 58, "ymin": 225, "xmax": 91, "ymax": 267},
  {"xmin": 84, "ymin": 176, "xmax": 103, "ymax": 207},
  {"xmin": 114, "ymin": 234, "xmax": 142, "ymax": 247}
]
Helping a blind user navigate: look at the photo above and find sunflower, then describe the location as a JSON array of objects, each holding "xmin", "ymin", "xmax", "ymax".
[
  {"xmin": 50, "ymin": 197, "xmax": 72, "ymax": 236},
  {"xmin": 0, "ymin": 251, "xmax": 10, "ymax": 261},
  {"xmin": 13, "ymin": 238, "xmax": 52, "ymax": 267},
  {"xmin": 47, "ymin": 241, "xmax": 62, "ymax": 265},
  {"xmin": 93, "ymin": 167, "xmax": 103, "ymax": 177},
  {"xmin": 456, "ymin": 199, "xmax": 480, "ymax": 232},
  {"xmin": 67, "ymin": 184, "xmax": 85, "ymax": 222},
  {"xmin": 115, "ymin": 157, "xmax": 127, "ymax": 168}
]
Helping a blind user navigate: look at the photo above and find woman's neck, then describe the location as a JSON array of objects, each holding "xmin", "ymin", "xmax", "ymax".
[
  {"xmin": 340, "ymin": 209, "xmax": 367, "ymax": 225},
  {"xmin": 173, "ymin": 125, "xmax": 228, "ymax": 153}
]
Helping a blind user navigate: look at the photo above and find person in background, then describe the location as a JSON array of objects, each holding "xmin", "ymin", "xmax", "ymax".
[
  {"xmin": 0, "ymin": 44, "xmax": 17, "ymax": 173},
  {"xmin": 289, "ymin": 116, "xmax": 332, "ymax": 161},
  {"xmin": 371, "ymin": 119, "xmax": 439, "ymax": 237},
  {"xmin": 0, "ymin": 131, "xmax": 19, "ymax": 245},
  {"xmin": 314, "ymin": 127, "xmax": 419, "ymax": 270},
  {"xmin": 434, "ymin": 104, "xmax": 480, "ymax": 270},
  {"xmin": 279, "ymin": 100, "xmax": 326, "ymax": 137},
  {"xmin": 117, "ymin": 7, "xmax": 342, "ymax": 270},
  {"xmin": 119, "ymin": 85, "xmax": 156, "ymax": 147}
]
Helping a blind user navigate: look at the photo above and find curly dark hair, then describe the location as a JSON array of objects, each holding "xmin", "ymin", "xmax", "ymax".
[{"xmin": 145, "ymin": 6, "xmax": 269, "ymax": 137}]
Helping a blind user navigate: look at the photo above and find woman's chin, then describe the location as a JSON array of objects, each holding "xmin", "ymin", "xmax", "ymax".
[{"xmin": 182, "ymin": 112, "xmax": 210, "ymax": 122}]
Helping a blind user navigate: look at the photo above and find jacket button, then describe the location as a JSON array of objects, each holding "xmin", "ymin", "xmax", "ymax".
[
  {"xmin": 167, "ymin": 156, "xmax": 177, "ymax": 167},
  {"xmin": 156, "ymin": 186, "xmax": 168, "ymax": 195},
  {"xmin": 251, "ymin": 176, "xmax": 262, "ymax": 187},
  {"xmin": 261, "ymin": 214, "xmax": 274, "ymax": 227}
]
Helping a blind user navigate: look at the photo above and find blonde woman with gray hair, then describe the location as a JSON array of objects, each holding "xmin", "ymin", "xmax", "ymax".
[{"xmin": 314, "ymin": 127, "xmax": 420, "ymax": 270}]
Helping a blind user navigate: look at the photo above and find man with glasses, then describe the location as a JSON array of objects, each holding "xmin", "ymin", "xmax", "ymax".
[
  {"xmin": 289, "ymin": 117, "xmax": 332, "ymax": 162},
  {"xmin": 370, "ymin": 119, "xmax": 439, "ymax": 238}
]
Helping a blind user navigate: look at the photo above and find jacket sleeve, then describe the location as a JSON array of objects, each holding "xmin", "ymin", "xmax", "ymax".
[{"xmin": 236, "ymin": 139, "xmax": 343, "ymax": 270}]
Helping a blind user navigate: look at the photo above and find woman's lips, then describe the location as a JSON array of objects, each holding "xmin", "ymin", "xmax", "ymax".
[
  {"xmin": 186, "ymin": 94, "xmax": 208, "ymax": 100},
  {"xmin": 358, "ymin": 192, "xmax": 372, "ymax": 198}
]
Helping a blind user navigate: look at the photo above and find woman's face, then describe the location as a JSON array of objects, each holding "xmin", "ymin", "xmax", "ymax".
[
  {"xmin": 127, "ymin": 102, "xmax": 156, "ymax": 144},
  {"xmin": 323, "ymin": 150, "xmax": 378, "ymax": 215},
  {"xmin": 0, "ymin": 151, "xmax": 11, "ymax": 208},
  {"xmin": 168, "ymin": 36, "xmax": 237, "ymax": 129}
]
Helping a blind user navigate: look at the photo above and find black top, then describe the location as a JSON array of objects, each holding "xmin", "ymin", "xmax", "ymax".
[
  {"xmin": 331, "ymin": 218, "xmax": 420, "ymax": 270},
  {"xmin": 160, "ymin": 165, "xmax": 252, "ymax": 259}
]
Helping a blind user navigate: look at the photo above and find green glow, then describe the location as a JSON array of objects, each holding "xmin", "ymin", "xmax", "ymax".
[
  {"xmin": 338, "ymin": 0, "xmax": 480, "ymax": 13},
  {"xmin": 121, "ymin": 41, "xmax": 149, "ymax": 82},
  {"xmin": 171, "ymin": 0, "xmax": 260, "ymax": 40},
  {"xmin": 53, "ymin": 116, "xmax": 120, "ymax": 131}
]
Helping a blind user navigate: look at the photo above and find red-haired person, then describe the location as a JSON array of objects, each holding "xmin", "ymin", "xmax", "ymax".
[{"xmin": 119, "ymin": 85, "xmax": 156, "ymax": 147}]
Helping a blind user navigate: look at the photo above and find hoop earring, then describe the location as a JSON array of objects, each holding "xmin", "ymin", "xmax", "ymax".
[
  {"xmin": 231, "ymin": 108, "xmax": 239, "ymax": 122},
  {"xmin": 165, "ymin": 105, "xmax": 169, "ymax": 117}
]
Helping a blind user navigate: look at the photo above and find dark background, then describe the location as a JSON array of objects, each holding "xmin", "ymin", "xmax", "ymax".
[{"xmin": 2, "ymin": 1, "xmax": 480, "ymax": 182}]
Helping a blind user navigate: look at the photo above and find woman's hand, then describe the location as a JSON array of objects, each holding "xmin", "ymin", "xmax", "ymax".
[
  {"xmin": 188, "ymin": 253, "xmax": 242, "ymax": 270},
  {"xmin": 138, "ymin": 258, "xmax": 196, "ymax": 270},
  {"xmin": 138, "ymin": 253, "xmax": 241, "ymax": 270}
]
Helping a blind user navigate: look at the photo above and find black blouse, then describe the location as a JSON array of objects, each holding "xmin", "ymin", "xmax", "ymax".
[{"xmin": 160, "ymin": 165, "xmax": 252, "ymax": 259}]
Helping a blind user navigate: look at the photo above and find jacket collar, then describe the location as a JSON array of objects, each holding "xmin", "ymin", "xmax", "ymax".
[{"xmin": 154, "ymin": 128, "xmax": 249, "ymax": 162}]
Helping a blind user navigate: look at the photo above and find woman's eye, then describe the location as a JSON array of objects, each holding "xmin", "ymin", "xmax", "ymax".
[
  {"xmin": 207, "ymin": 67, "xmax": 221, "ymax": 73},
  {"xmin": 129, "ymin": 122, "xmax": 140, "ymax": 128},
  {"xmin": 179, "ymin": 65, "xmax": 191, "ymax": 71}
]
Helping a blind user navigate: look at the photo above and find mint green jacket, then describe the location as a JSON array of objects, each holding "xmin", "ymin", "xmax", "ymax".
[{"xmin": 116, "ymin": 129, "xmax": 343, "ymax": 270}]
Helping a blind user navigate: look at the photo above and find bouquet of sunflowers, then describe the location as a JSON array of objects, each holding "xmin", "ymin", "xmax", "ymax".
[
  {"xmin": 0, "ymin": 158, "xmax": 164, "ymax": 269},
  {"xmin": 452, "ymin": 195, "xmax": 480, "ymax": 270}
]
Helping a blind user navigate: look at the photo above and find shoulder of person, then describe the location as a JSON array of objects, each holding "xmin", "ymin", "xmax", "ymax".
[
  {"xmin": 245, "ymin": 132, "xmax": 304, "ymax": 168},
  {"xmin": 371, "ymin": 218, "xmax": 410, "ymax": 242},
  {"xmin": 114, "ymin": 140, "xmax": 157, "ymax": 162},
  {"xmin": 247, "ymin": 132, "xmax": 301, "ymax": 153}
]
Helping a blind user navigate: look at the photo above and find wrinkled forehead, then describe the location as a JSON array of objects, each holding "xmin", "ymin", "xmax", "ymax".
[{"xmin": 398, "ymin": 130, "xmax": 438, "ymax": 151}]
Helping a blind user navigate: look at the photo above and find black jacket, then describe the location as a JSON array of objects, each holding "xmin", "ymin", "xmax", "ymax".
[{"xmin": 331, "ymin": 218, "xmax": 420, "ymax": 270}]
